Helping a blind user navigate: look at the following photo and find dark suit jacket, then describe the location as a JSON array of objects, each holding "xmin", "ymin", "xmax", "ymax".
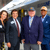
[
  {"xmin": 21, "ymin": 15, "xmax": 43, "ymax": 44},
  {"xmin": 6, "ymin": 17, "xmax": 21, "ymax": 46},
  {"xmin": 40, "ymin": 15, "xmax": 50, "ymax": 44}
]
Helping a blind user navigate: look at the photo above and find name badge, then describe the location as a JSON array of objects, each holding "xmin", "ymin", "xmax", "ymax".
[
  {"xmin": 11, "ymin": 21, "xmax": 15, "ymax": 24},
  {"xmin": 0, "ymin": 25, "xmax": 2, "ymax": 28}
]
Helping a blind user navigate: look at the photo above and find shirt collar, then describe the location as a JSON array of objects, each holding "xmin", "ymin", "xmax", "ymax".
[
  {"xmin": 29, "ymin": 16, "xmax": 34, "ymax": 19},
  {"xmin": 13, "ymin": 18, "xmax": 17, "ymax": 21},
  {"xmin": 41, "ymin": 14, "xmax": 47, "ymax": 19}
]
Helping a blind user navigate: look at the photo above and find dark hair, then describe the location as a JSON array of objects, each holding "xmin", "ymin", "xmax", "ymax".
[
  {"xmin": 0, "ymin": 10, "xmax": 8, "ymax": 22},
  {"xmin": 11, "ymin": 9, "xmax": 18, "ymax": 15},
  {"xmin": 0, "ymin": 12, "xmax": 1, "ymax": 15},
  {"xmin": 0, "ymin": 12, "xmax": 1, "ymax": 18},
  {"xmin": 0, "ymin": 10, "xmax": 8, "ymax": 17}
]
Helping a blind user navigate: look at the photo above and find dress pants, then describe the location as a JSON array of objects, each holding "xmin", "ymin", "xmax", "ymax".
[
  {"xmin": 24, "ymin": 43, "xmax": 39, "ymax": 50},
  {"xmin": 41, "ymin": 38, "xmax": 50, "ymax": 50},
  {"xmin": 41, "ymin": 44, "xmax": 50, "ymax": 50},
  {"xmin": 8, "ymin": 42, "xmax": 20, "ymax": 50}
]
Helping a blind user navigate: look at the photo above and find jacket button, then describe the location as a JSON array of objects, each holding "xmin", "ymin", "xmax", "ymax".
[
  {"xmin": 29, "ymin": 34, "xmax": 30, "ymax": 35},
  {"xmin": 29, "ymin": 30, "xmax": 30, "ymax": 31}
]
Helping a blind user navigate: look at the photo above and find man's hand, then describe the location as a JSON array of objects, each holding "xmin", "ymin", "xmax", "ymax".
[
  {"xmin": 37, "ymin": 41, "xmax": 42, "ymax": 45},
  {"xmin": 7, "ymin": 42, "xmax": 11, "ymax": 48},
  {"xmin": 22, "ymin": 39, "xmax": 25, "ymax": 43}
]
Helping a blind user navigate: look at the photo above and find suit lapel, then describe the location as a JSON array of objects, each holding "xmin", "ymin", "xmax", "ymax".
[
  {"xmin": 27, "ymin": 16, "xmax": 29, "ymax": 28},
  {"xmin": 42, "ymin": 15, "xmax": 48, "ymax": 24},
  {"xmin": 17, "ymin": 17, "xmax": 20, "ymax": 24},
  {"xmin": 11, "ymin": 17, "xmax": 18, "ymax": 30}
]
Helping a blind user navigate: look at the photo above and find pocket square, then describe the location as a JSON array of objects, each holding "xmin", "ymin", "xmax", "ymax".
[
  {"xmin": 11, "ymin": 21, "xmax": 15, "ymax": 24},
  {"xmin": 46, "ymin": 21, "xmax": 48, "ymax": 23}
]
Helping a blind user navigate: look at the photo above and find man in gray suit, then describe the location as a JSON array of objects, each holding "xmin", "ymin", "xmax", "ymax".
[{"xmin": 6, "ymin": 9, "xmax": 21, "ymax": 50}]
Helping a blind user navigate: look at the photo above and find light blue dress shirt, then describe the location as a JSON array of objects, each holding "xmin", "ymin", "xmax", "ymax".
[
  {"xmin": 41, "ymin": 14, "xmax": 47, "ymax": 22},
  {"xmin": 29, "ymin": 16, "xmax": 34, "ymax": 27}
]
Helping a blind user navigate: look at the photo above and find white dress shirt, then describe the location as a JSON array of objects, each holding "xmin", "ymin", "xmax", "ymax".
[{"xmin": 13, "ymin": 18, "xmax": 21, "ymax": 33}]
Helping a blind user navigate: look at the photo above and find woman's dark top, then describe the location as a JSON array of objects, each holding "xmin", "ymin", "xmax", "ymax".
[
  {"xmin": 0, "ymin": 20, "xmax": 5, "ymax": 33},
  {"xmin": 0, "ymin": 20, "xmax": 5, "ymax": 43}
]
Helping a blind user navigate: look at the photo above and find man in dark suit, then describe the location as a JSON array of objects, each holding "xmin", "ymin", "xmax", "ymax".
[
  {"xmin": 40, "ymin": 6, "xmax": 50, "ymax": 50},
  {"xmin": 21, "ymin": 7, "xmax": 43, "ymax": 50},
  {"xmin": 6, "ymin": 9, "xmax": 21, "ymax": 50}
]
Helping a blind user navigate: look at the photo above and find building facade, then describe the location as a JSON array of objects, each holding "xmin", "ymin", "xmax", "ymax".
[{"xmin": 0, "ymin": 0, "xmax": 12, "ymax": 8}]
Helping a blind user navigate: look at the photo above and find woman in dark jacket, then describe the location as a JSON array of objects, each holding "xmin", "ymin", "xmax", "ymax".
[{"xmin": 0, "ymin": 10, "xmax": 8, "ymax": 50}]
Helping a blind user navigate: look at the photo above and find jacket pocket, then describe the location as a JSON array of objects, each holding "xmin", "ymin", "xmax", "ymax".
[{"xmin": 34, "ymin": 35, "xmax": 38, "ymax": 39}]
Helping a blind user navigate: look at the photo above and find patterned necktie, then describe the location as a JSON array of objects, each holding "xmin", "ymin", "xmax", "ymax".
[
  {"xmin": 15, "ymin": 19, "xmax": 20, "ymax": 37},
  {"xmin": 30, "ymin": 18, "xmax": 33, "ymax": 27}
]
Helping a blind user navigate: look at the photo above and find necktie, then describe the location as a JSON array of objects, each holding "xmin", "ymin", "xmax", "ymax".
[
  {"xmin": 30, "ymin": 18, "xmax": 33, "ymax": 27},
  {"xmin": 15, "ymin": 19, "xmax": 20, "ymax": 37}
]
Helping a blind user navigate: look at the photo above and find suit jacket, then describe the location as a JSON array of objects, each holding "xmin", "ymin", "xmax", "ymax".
[
  {"xmin": 21, "ymin": 15, "xmax": 43, "ymax": 44},
  {"xmin": 41, "ymin": 15, "xmax": 50, "ymax": 44},
  {"xmin": 6, "ymin": 17, "xmax": 21, "ymax": 46}
]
